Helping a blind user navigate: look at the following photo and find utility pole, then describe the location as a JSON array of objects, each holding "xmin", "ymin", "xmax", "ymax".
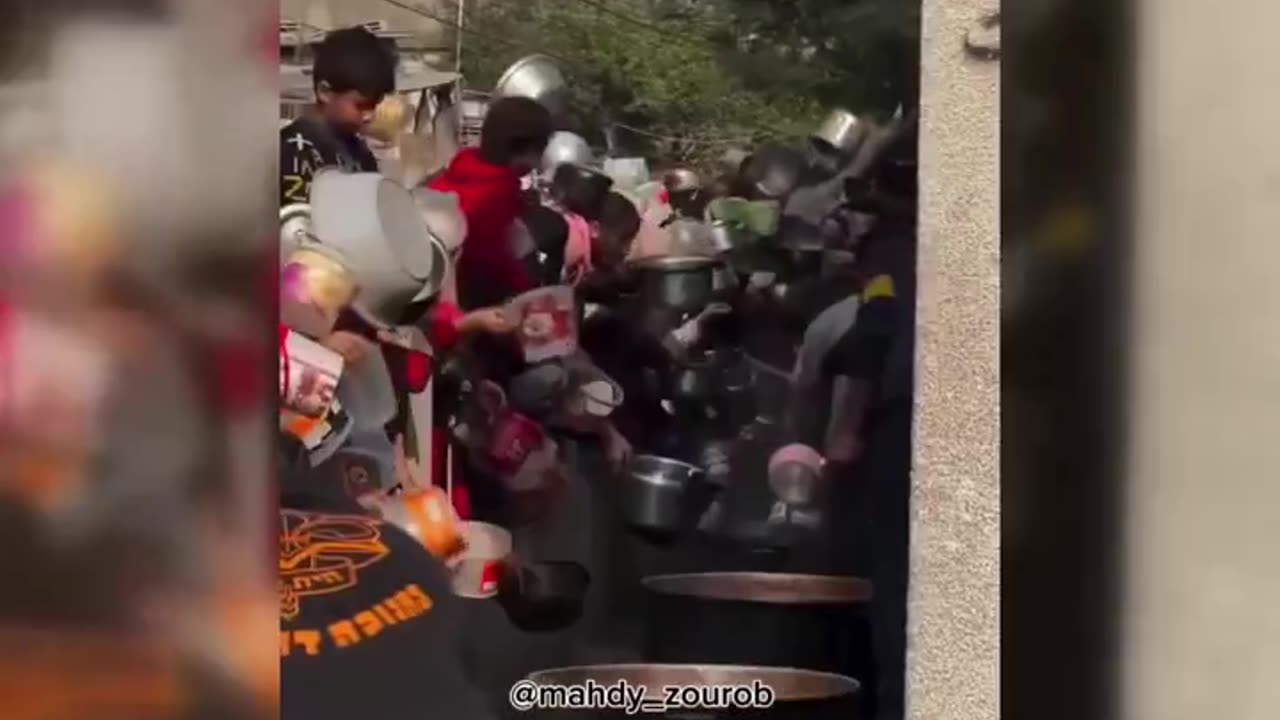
[{"xmin": 454, "ymin": 0, "xmax": 466, "ymax": 73}]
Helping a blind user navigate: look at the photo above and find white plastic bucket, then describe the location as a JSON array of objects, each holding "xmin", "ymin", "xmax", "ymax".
[{"xmin": 450, "ymin": 521, "xmax": 512, "ymax": 599}]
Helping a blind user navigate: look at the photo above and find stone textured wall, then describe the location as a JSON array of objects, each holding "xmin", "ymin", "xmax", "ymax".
[{"xmin": 909, "ymin": 1, "xmax": 999, "ymax": 719}]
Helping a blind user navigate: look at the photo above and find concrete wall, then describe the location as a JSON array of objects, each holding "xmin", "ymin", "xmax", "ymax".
[
  {"xmin": 908, "ymin": 2, "xmax": 1000, "ymax": 720},
  {"xmin": 279, "ymin": 0, "xmax": 454, "ymax": 49},
  {"xmin": 911, "ymin": 0, "xmax": 1280, "ymax": 717}
]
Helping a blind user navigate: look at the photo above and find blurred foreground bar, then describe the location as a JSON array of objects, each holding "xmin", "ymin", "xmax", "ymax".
[
  {"xmin": 1125, "ymin": 0, "xmax": 1280, "ymax": 718},
  {"xmin": 0, "ymin": 1, "xmax": 276, "ymax": 717}
]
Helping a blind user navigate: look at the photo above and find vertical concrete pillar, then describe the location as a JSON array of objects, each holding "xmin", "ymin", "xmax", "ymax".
[
  {"xmin": 1125, "ymin": 1, "xmax": 1280, "ymax": 718},
  {"xmin": 909, "ymin": 2, "xmax": 1000, "ymax": 720}
]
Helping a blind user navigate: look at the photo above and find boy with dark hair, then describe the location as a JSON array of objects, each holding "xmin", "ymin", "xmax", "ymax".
[
  {"xmin": 280, "ymin": 26, "xmax": 397, "ymax": 205},
  {"xmin": 428, "ymin": 96, "xmax": 553, "ymax": 309}
]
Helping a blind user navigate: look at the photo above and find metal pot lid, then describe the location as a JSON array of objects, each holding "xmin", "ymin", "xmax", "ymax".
[
  {"xmin": 526, "ymin": 664, "xmax": 860, "ymax": 703},
  {"xmin": 641, "ymin": 572, "xmax": 873, "ymax": 604}
]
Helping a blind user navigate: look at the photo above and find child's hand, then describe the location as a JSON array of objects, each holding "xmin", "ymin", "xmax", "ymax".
[{"xmin": 458, "ymin": 307, "xmax": 514, "ymax": 336}]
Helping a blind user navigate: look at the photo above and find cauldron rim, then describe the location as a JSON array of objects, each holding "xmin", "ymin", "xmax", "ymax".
[{"xmin": 641, "ymin": 572, "xmax": 874, "ymax": 605}]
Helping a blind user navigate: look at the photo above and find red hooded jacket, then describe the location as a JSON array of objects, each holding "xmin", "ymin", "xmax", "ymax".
[{"xmin": 427, "ymin": 148, "xmax": 531, "ymax": 308}]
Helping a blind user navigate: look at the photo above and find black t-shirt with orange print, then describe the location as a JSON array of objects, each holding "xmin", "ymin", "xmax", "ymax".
[{"xmin": 279, "ymin": 495, "xmax": 494, "ymax": 720}]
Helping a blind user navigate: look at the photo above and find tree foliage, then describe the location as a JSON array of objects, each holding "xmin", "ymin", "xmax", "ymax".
[{"xmin": 449, "ymin": 0, "xmax": 918, "ymax": 171}]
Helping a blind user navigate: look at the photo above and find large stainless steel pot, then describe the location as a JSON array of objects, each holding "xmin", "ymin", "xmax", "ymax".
[
  {"xmin": 620, "ymin": 455, "xmax": 717, "ymax": 539},
  {"xmin": 493, "ymin": 54, "xmax": 570, "ymax": 118},
  {"xmin": 639, "ymin": 573, "xmax": 874, "ymax": 716},
  {"xmin": 811, "ymin": 109, "xmax": 866, "ymax": 156},
  {"xmin": 629, "ymin": 256, "xmax": 720, "ymax": 313},
  {"xmin": 308, "ymin": 171, "xmax": 441, "ymax": 330}
]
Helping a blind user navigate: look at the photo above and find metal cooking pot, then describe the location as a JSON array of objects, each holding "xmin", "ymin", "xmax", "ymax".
[
  {"xmin": 747, "ymin": 145, "xmax": 805, "ymax": 199},
  {"xmin": 640, "ymin": 573, "xmax": 874, "ymax": 713},
  {"xmin": 708, "ymin": 220, "xmax": 749, "ymax": 254},
  {"xmin": 666, "ymin": 220, "xmax": 717, "ymax": 256},
  {"xmin": 663, "ymin": 168, "xmax": 702, "ymax": 194},
  {"xmin": 493, "ymin": 55, "xmax": 570, "ymax": 118},
  {"xmin": 811, "ymin": 109, "xmax": 866, "ymax": 156},
  {"xmin": 541, "ymin": 131, "xmax": 594, "ymax": 176},
  {"xmin": 620, "ymin": 455, "xmax": 717, "ymax": 539},
  {"xmin": 629, "ymin": 256, "xmax": 720, "ymax": 313},
  {"xmin": 308, "ymin": 170, "xmax": 439, "ymax": 330},
  {"xmin": 279, "ymin": 203, "xmax": 312, "ymax": 256}
]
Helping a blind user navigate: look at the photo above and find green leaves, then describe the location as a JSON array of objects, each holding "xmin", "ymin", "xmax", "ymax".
[{"xmin": 451, "ymin": 0, "xmax": 916, "ymax": 171}]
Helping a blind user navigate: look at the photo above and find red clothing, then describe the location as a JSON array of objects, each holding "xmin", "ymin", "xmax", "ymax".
[
  {"xmin": 401, "ymin": 300, "xmax": 464, "ymax": 393},
  {"xmin": 427, "ymin": 149, "xmax": 531, "ymax": 307}
]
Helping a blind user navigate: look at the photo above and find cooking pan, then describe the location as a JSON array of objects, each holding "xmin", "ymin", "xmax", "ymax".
[
  {"xmin": 640, "ymin": 572, "xmax": 875, "ymax": 716},
  {"xmin": 524, "ymin": 664, "xmax": 859, "ymax": 719},
  {"xmin": 630, "ymin": 256, "xmax": 720, "ymax": 313},
  {"xmin": 496, "ymin": 559, "xmax": 591, "ymax": 633}
]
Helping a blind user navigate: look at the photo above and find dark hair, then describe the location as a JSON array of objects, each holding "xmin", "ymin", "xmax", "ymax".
[
  {"xmin": 313, "ymin": 27, "xmax": 396, "ymax": 101},
  {"xmin": 596, "ymin": 192, "xmax": 641, "ymax": 258},
  {"xmin": 480, "ymin": 97, "xmax": 554, "ymax": 166},
  {"xmin": 551, "ymin": 164, "xmax": 613, "ymax": 220}
]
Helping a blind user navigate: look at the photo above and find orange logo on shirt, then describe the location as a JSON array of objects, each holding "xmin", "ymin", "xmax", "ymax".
[{"xmin": 279, "ymin": 510, "xmax": 391, "ymax": 621}]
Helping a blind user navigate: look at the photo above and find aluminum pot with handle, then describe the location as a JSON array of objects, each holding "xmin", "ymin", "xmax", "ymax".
[
  {"xmin": 308, "ymin": 170, "xmax": 441, "ymax": 331},
  {"xmin": 628, "ymin": 255, "xmax": 719, "ymax": 314},
  {"xmin": 619, "ymin": 455, "xmax": 719, "ymax": 540},
  {"xmin": 493, "ymin": 55, "xmax": 570, "ymax": 119},
  {"xmin": 811, "ymin": 108, "xmax": 867, "ymax": 156}
]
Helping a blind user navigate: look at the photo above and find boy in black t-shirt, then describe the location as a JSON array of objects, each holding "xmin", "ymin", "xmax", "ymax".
[
  {"xmin": 277, "ymin": 434, "xmax": 496, "ymax": 720},
  {"xmin": 280, "ymin": 27, "xmax": 396, "ymax": 206}
]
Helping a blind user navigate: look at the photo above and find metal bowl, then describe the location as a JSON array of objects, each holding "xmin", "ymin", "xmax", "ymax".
[{"xmin": 493, "ymin": 54, "xmax": 570, "ymax": 117}]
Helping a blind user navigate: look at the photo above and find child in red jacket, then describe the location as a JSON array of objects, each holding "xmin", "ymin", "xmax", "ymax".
[{"xmin": 428, "ymin": 96, "xmax": 553, "ymax": 310}]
